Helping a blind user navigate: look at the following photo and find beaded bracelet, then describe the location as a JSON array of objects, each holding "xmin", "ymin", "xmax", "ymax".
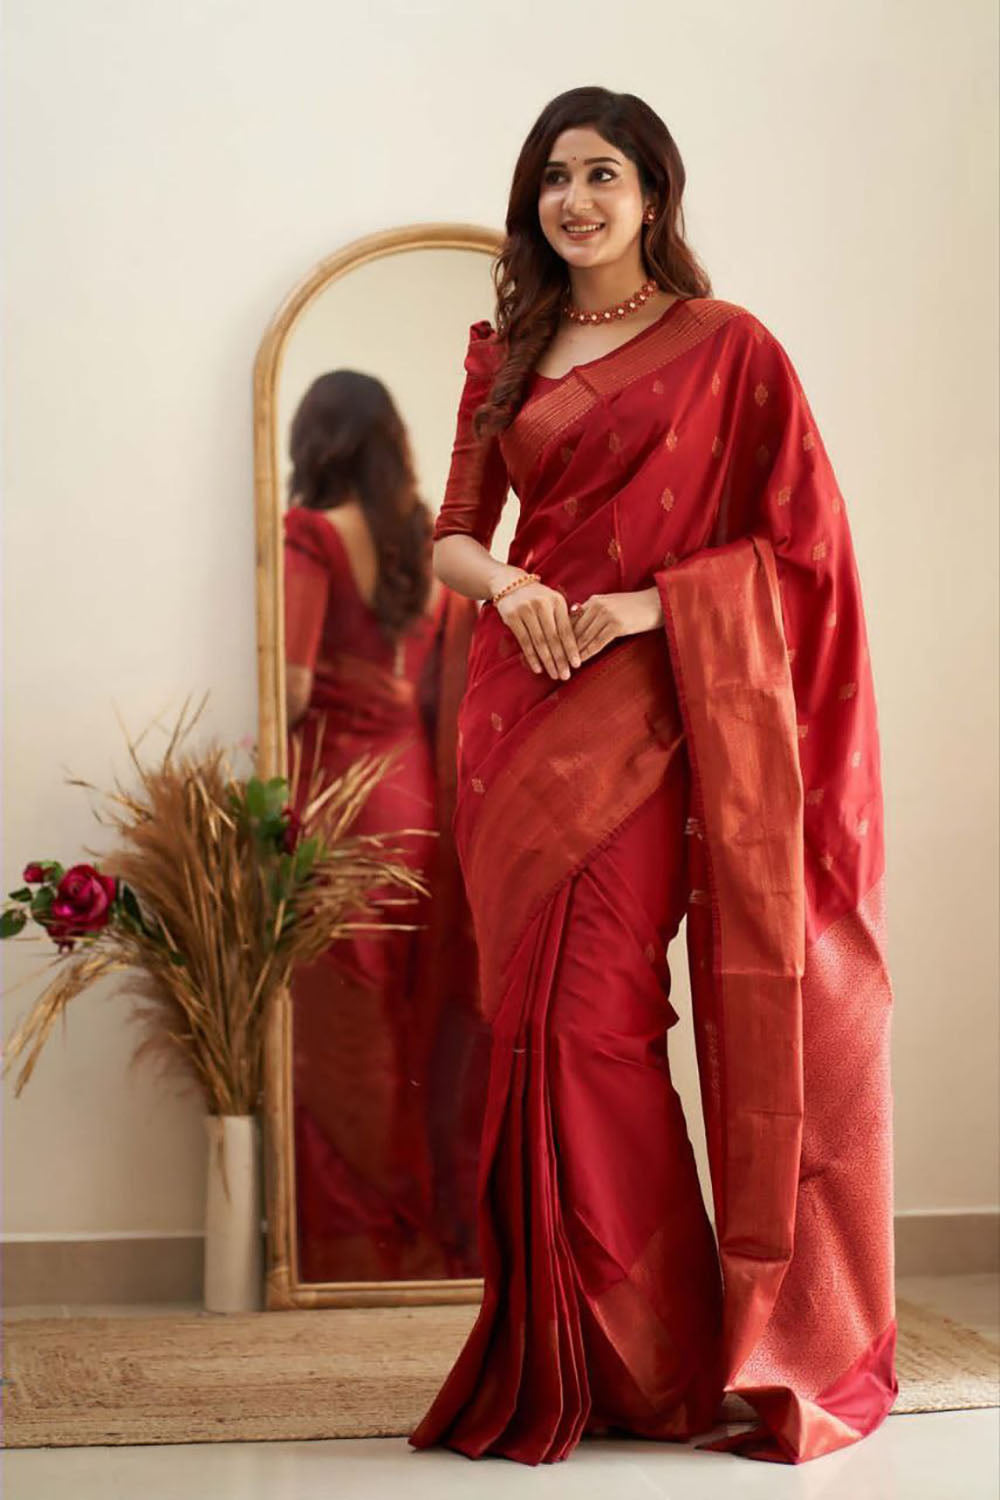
[{"xmin": 490, "ymin": 571, "xmax": 541, "ymax": 605}]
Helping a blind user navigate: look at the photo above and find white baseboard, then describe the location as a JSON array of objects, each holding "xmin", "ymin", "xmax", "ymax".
[{"xmin": 2, "ymin": 1211, "xmax": 997, "ymax": 1308}]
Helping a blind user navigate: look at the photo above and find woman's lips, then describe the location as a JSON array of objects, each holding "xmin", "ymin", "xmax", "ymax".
[{"xmin": 562, "ymin": 223, "xmax": 604, "ymax": 239}]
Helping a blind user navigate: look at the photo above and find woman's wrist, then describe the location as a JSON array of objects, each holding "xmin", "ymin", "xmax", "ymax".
[
  {"xmin": 638, "ymin": 584, "xmax": 664, "ymax": 629},
  {"xmin": 491, "ymin": 571, "xmax": 541, "ymax": 606},
  {"xmin": 484, "ymin": 562, "xmax": 529, "ymax": 601}
]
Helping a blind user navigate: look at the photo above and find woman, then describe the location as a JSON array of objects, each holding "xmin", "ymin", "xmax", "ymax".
[
  {"xmin": 408, "ymin": 87, "xmax": 897, "ymax": 1465},
  {"xmin": 283, "ymin": 370, "xmax": 485, "ymax": 1284}
]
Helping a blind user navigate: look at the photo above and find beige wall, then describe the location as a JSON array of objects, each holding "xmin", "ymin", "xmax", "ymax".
[{"xmin": 3, "ymin": 0, "xmax": 997, "ymax": 1243}]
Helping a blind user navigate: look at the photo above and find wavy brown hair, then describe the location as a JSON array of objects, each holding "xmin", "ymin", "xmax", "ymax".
[
  {"xmin": 288, "ymin": 371, "xmax": 433, "ymax": 638},
  {"xmin": 474, "ymin": 86, "xmax": 713, "ymax": 439}
]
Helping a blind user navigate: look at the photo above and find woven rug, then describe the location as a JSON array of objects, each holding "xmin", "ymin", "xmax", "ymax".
[{"xmin": 2, "ymin": 1295, "xmax": 997, "ymax": 1448}]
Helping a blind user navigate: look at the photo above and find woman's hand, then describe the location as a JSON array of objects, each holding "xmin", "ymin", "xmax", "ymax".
[
  {"xmin": 285, "ymin": 664, "xmax": 313, "ymax": 729},
  {"xmin": 495, "ymin": 579, "xmax": 581, "ymax": 680},
  {"xmin": 569, "ymin": 587, "xmax": 664, "ymax": 664}
]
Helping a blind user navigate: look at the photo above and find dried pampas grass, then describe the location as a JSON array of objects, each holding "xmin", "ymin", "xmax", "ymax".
[{"xmin": 1, "ymin": 697, "xmax": 433, "ymax": 1114}]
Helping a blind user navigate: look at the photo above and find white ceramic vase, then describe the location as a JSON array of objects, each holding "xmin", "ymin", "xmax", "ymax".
[{"xmin": 203, "ymin": 1113, "xmax": 263, "ymax": 1313}]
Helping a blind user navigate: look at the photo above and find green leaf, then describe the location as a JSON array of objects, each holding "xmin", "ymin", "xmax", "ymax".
[
  {"xmin": 0, "ymin": 908, "xmax": 28, "ymax": 938},
  {"xmin": 244, "ymin": 775, "xmax": 286, "ymax": 817},
  {"xmin": 257, "ymin": 812, "xmax": 285, "ymax": 842},
  {"xmin": 292, "ymin": 837, "xmax": 320, "ymax": 882},
  {"xmin": 8, "ymin": 887, "xmax": 33, "ymax": 903},
  {"xmin": 269, "ymin": 854, "xmax": 293, "ymax": 906},
  {"xmin": 119, "ymin": 884, "xmax": 146, "ymax": 931},
  {"xmin": 30, "ymin": 888, "xmax": 54, "ymax": 918},
  {"xmin": 261, "ymin": 787, "xmax": 288, "ymax": 819},
  {"xmin": 38, "ymin": 861, "xmax": 64, "ymax": 883},
  {"xmin": 243, "ymin": 779, "xmax": 269, "ymax": 819}
]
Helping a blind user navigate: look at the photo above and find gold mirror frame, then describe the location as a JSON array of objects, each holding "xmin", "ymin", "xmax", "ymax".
[{"xmin": 254, "ymin": 222, "xmax": 503, "ymax": 1308}]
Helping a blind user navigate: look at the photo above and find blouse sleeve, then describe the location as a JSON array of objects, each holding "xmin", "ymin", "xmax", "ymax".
[
  {"xmin": 432, "ymin": 319, "xmax": 509, "ymax": 550},
  {"xmin": 283, "ymin": 511, "xmax": 330, "ymax": 672}
]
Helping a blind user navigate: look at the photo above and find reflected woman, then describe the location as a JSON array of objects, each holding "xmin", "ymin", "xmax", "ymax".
[
  {"xmin": 408, "ymin": 87, "xmax": 897, "ymax": 1464},
  {"xmin": 283, "ymin": 370, "xmax": 485, "ymax": 1284}
]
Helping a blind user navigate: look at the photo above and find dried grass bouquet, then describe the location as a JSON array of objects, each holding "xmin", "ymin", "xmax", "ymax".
[{"xmin": 1, "ymin": 698, "xmax": 431, "ymax": 1114}]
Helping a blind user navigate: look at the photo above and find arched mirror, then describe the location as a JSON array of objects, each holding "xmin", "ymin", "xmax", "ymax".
[{"xmin": 254, "ymin": 224, "xmax": 508, "ymax": 1308}]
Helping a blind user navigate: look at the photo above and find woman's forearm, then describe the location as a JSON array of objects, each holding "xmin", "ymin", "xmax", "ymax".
[{"xmin": 432, "ymin": 534, "xmax": 525, "ymax": 602}]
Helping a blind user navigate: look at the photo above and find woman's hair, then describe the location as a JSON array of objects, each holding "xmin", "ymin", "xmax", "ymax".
[
  {"xmin": 475, "ymin": 86, "xmax": 712, "ymax": 438},
  {"xmin": 287, "ymin": 370, "xmax": 433, "ymax": 637}
]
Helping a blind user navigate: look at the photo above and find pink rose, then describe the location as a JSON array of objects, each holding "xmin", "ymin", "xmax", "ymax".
[
  {"xmin": 22, "ymin": 862, "xmax": 47, "ymax": 884},
  {"xmin": 44, "ymin": 864, "xmax": 117, "ymax": 946}
]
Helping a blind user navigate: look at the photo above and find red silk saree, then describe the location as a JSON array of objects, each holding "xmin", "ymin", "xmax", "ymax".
[
  {"xmin": 284, "ymin": 508, "xmax": 486, "ymax": 1282},
  {"xmin": 408, "ymin": 297, "xmax": 897, "ymax": 1464}
]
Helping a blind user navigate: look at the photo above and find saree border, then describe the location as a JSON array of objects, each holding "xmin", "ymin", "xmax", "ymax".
[
  {"xmin": 502, "ymin": 298, "xmax": 746, "ymax": 482},
  {"xmin": 458, "ymin": 632, "xmax": 685, "ymax": 1019},
  {"xmin": 656, "ymin": 534, "xmax": 806, "ymax": 1382}
]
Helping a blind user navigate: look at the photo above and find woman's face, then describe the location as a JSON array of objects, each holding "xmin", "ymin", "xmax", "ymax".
[{"xmin": 537, "ymin": 124, "xmax": 651, "ymax": 272}]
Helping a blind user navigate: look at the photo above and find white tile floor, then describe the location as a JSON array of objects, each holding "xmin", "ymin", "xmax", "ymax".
[{"xmin": 3, "ymin": 1274, "xmax": 998, "ymax": 1500}]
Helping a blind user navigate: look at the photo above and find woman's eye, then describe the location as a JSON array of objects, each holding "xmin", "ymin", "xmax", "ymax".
[{"xmin": 542, "ymin": 168, "xmax": 615, "ymax": 187}]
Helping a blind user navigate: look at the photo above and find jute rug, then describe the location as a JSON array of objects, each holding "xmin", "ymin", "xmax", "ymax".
[{"xmin": 2, "ymin": 1295, "xmax": 997, "ymax": 1448}]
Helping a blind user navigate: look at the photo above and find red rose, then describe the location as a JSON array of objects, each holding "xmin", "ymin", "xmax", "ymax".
[
  {"xmin": 280, "ymin": 806, "xmax": 302, "ymax": 855},
  {"xmin": 23, "ymin": 862, "xmax": 47, "ymax": 883},
  {"xmin": 44, "ymin": 864, "xmax": 117, "ymax": 946}
]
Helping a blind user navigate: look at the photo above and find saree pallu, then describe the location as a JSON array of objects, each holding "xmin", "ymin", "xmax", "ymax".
[{"xmin": 409, "ymin": 297, "xmax": 896, "ymax": 1463}]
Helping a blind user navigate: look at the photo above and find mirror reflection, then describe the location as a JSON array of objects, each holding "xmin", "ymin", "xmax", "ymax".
[{"xmin": 275, "ymin": 243, "xmax": 506, "ymax": 1284}]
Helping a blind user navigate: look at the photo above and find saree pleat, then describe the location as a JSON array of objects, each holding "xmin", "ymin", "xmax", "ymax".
[
  {"xmin": 417, "ymin": 885, "xmax": 581, "ymax": 1461},
  {"xmin": 410, "ymin": 745, "xmax": 727, "ymax": 1462}
]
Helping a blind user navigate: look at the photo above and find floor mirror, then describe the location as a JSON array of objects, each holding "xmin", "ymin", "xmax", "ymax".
[{"xmin": 254, "ymin": 223, "xmax": 510, "ymax": 1308}]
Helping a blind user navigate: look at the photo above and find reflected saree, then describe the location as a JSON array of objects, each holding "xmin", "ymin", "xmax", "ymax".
[
  {"xmin": 408, "ymin": 297, "xmax": 897, "ymax": 1464},
  {"xmin": 284, "ymin": 509, "xmax": 486, "ymax": 1281}
]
